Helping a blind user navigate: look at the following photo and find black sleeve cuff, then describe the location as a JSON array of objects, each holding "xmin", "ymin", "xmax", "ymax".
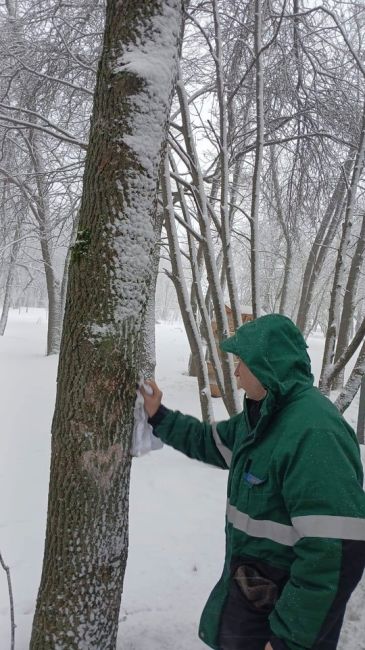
[
  {"xmin": 148, "ymin": 405, "xmax": 170, "ymax": 431},
  {"xmin": 270, "ymin": 637, "xmax": 288, "ymax": 650}
]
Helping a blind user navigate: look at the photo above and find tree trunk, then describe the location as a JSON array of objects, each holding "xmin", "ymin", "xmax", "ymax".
[
  {"xmin": 0, "ymin": 222, "xmax": 21, "ymax": 336},
  {"xmin": 176, "ymin": 72, "xmax": 240, "ymax": 413},
  {"xmin": 28, "ymin": 130, "xmax": 62, "ymax": 355},
  {"xmin": 139, "ymin": 207, "xmax": 165, "ymax": 380},
  {"xmin": 162, "ymin": 156, "xmax": 214, "ymax": 421},
  {"xmin": 59, "ymin": 209, "xmax": 80, "ymax": 340},
  {"xmin": 250, "ymin": 0, "xmax": 264, "ymax": 319},
  {"xmin": 335, "ymin": 338, "xmax": 365, "ymax": 414},
  {"xmin": 213, "ymin": 0, "xmax": 241, "ymax": 331},
  {"xmin": 332, "ymin": 211, "xmax": 365, "ymax": 389},
  {"xmin": 319, "ymin": 105, "xmax": 365, "ymax": 394},
  {"xmin": 296, "ymin": 155, "xmax": 353, "ymax": 334},
  {"xmin": 30, "ymin": 1, "xmax": 183, "ymax": 648}
]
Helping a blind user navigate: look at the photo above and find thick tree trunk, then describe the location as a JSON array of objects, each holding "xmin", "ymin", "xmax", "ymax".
[{"xmin": 30, "ymin": 1, "xmax": 183, "ymax": 648}]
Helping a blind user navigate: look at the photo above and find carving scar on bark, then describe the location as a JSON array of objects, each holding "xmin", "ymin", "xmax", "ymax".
[{"xmin": 82, "ymin": 444, "xmax": 124, "ymax": 488}]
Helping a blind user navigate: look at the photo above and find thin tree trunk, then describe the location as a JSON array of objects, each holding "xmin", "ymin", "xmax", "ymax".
[
  {"xmin": 30, "ymin": 2, "xmax": 183, "ymax": 647},
  {"xmin": 296, "ymin": 155, "xmax": 353, "ymax": 334},
  {"xmin": 250, "ymin": 0, "xmax": 264, "ymax": 319},
  {"xmin": 319, "ymin": 104, "xmax": 365, "ymax": 394},
  {"xmin": 213, "ymin": 0, "xmax": 241, "ymax": 330},
  {"xmin": 169, "ymin": 153, "xmax": 227, "ymax": 409},
  {"xmin": 176, "ymin": 71, "xmax": 240, "ymax": 413},
  {"xmin": 333, "ymin": 211, "xmax": 365, "ymax": 389},
  {"xmin": 335, "ymin": 338, "xmax": 365, "ymax": 414},
  {"xmin": 270, "ymin": 146, "xmax": 292, "ymax": 316},
  {"xmin": 0, "ymin": 221, "xmax": 21, "ymax": 335},
  {"xmin": 28, "ymin": 131, "xmax": 62, "ymax": 355},
  {"xmin": 162, "ymin": 156, "xmax": 214, "ymax": 421},
  {"xmin": 59, "ymin": 208, "xmax": 80, "ymax": 339}
]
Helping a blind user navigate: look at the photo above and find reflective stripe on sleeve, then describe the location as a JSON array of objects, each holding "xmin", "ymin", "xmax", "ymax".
[
  {"xmin": 292, "ymin": 515, "xmax": 365, "ymax": 541},
  {"xmin": 211, "ymin": 422, "xmax": 232, "ymax": 467},
  {"xmin": 226, "ymin": 502, "xmax": 365, "ymax": 546}
]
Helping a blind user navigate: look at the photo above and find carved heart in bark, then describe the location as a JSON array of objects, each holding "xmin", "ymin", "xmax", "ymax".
[{"xmin": 82, "ymin": 444, "xmax": 124, "ymax": 488}]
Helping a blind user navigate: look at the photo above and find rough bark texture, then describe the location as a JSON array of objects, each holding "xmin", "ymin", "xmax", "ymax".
[{"xmin": 30, "ymin": 1, "xmax": 183, "ymax": 648}]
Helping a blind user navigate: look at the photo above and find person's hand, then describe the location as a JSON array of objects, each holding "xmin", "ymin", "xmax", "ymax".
[
  {"xmin": 139, "ymin": 379, "xmax": 163, "ymax": 418},
  {"xmin": 264, "ymin": 643, "xmax": 273, "ymax": 650}
]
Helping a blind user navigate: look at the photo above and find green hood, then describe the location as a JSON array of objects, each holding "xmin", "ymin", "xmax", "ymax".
[{"xmin": 220, "ymin": 314, "xmax": 314, "ymax": 403}]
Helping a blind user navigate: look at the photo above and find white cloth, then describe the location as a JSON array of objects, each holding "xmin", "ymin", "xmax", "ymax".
[{"xmin": 131, "ymin": 382, "xmax": 163, "ymax": 457}]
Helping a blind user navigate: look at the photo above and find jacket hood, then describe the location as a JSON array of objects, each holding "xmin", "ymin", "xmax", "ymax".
[{"xmin": 220, "ymin": 314, "xmax": 314, "ymax": 403}]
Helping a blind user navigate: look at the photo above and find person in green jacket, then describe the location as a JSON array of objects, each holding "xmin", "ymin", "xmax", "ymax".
[{"xmin": 141, "ymin": 314, "xmax": 365, "ymax": 650}]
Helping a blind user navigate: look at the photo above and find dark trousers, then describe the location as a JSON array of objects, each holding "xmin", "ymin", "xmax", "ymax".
[
  {"xmin": 218, "ymin": 579, "xmax": 272, "ymax": 650},
  {"xmin": 217, "ymin": 576, "xmax": 344, "ymax": 650}
]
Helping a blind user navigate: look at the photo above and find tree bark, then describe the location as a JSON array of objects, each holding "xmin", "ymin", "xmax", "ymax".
[
  {"xmin": 335, "ymin": 338, "xmax": 365, "ymax": 414},
  {"xmin": 30, "ymin": 1, "xmax": 183, "ymax": 648}
]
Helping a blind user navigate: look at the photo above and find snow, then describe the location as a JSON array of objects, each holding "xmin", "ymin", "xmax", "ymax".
[{"xmin": 0, "ymin": 310, "xmax": 364, "ymax": 649}]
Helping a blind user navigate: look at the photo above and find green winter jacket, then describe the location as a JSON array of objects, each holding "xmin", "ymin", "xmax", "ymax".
[{"xmin": 150, "ymin": 314, "xmax": 365, "ymax": 650}]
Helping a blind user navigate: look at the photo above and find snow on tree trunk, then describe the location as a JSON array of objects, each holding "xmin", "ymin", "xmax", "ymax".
[
  {"xmin": 30, "ymin": 1, "xmax": 183, "ymax": 648},
  {"xmin": 139, "ymin": 208, "xmax": 165, "ymax": 380}
]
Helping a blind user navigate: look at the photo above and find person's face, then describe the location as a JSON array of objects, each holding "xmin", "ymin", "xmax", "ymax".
[{"xmin": 234, "ymin": 358, "xmax": 267, "ymax": 401}]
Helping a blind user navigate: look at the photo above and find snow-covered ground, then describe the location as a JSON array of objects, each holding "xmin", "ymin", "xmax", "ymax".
[{"xmin": 0, "ymin": 310, "xmax": 364, "ymax": 649}]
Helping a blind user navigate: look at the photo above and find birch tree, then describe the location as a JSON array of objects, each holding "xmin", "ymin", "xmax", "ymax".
[{"xmin": 30, "ymin": 1, "xmax": 184, "ymax": 647}]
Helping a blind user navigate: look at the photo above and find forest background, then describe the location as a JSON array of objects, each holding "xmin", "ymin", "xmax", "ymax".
[{"xmin": 1, "ymin": 0, "xmax": 365, "ymax": 421}]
